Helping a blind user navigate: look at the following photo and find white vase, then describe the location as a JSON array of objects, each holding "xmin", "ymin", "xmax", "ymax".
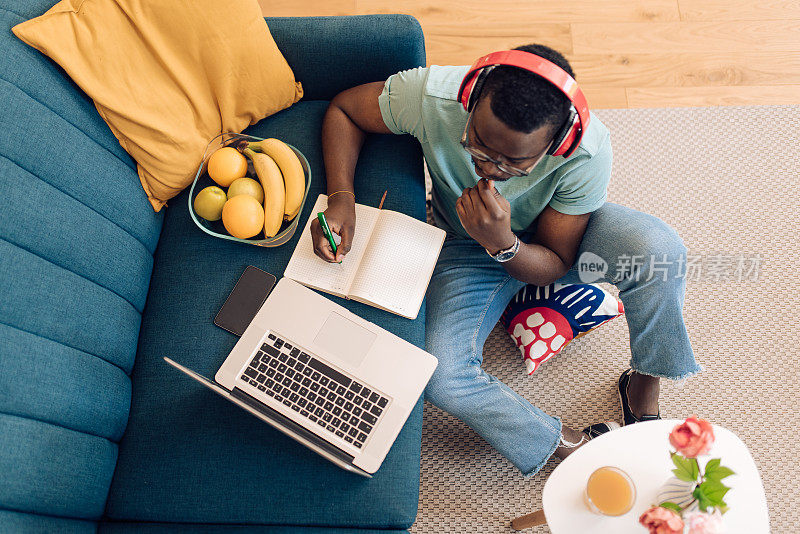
[{"xmin": 656, "ymin": 476, "xmax": 699, "ymax": 513}]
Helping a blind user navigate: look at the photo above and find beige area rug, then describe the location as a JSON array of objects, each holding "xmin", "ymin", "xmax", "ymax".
[{"xmin": 411, "ymin": 105, "xmax": 800, "ymax": 533}]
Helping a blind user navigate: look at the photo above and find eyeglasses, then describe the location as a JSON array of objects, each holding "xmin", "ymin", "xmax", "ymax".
[{"xmin": 460, "ymin": 112, "xmax": 551, "ymax": 178}]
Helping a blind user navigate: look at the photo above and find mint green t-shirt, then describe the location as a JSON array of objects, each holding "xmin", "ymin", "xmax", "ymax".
[{"xmin": 377, "ymin": 65, "xmax": 613, "ymax": 239}]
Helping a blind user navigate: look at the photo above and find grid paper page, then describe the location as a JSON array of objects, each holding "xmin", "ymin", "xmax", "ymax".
[
  {"xmin": 284, "ymin": 195, "xmax": 380, "ymax": 296},
  {"xmin": 349, "ymin": 210, "xmax": 445, "ymax": 319}
]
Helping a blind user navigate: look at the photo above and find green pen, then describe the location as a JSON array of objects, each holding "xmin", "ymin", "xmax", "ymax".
[{"xmin": 317, "ymin": 212, "xmax": 342, "ymax": 263}]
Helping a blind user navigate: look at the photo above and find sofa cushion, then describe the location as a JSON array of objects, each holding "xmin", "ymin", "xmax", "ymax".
[
  {"xmin": 0, "ymin": 510, "xmax": 96, "ymax": 533},
  {"xmin": 0, "ymin": 414, "xmax": 118, "ymax": 519},
  {"xmin": 105, "ymin": 100, "xmax": 428, "ymax": 528},
  {"xmin": 0, "ymin": 0, "xmax": 163, "ymax": 522},
  {"xmin": 0, "ymin": 324, "xmax": 131, "ymax": 441}
]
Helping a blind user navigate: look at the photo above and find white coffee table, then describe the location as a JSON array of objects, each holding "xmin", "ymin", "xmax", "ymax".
[{"xmin": 528, "ymin": 420, "xmax": 769, "ymax": 533}]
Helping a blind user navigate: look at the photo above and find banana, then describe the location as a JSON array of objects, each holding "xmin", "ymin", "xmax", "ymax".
[
  {"xmin": 285, "ymin": 202, "xmax": 302, "ymax": 222},
  {"xmin": 248, "ymin": 139, "xmax": 304, "ymax": 219},
  {"xmin": 243, "ymin": 148, "xmax": 285, "ymax": 237}
]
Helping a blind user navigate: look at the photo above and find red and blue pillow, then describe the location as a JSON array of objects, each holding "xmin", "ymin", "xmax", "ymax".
[{"xmin": 500, "ymin": 283, "xmax": 624, "ymax": 375}]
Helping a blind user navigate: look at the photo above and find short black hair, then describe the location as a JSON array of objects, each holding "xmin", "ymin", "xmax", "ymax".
[{"xmin": 479, "ymin": 44, "xmax": 575, "ymax": 134}]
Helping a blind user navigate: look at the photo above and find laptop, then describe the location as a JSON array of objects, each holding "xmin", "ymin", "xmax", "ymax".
[{"xmin": 164, "ymin": 276, "xmax": 438, "ymax": 477}]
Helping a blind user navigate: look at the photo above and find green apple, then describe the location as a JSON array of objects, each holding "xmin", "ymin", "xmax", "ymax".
[
  {"xmin": 193, "ymin": 186, "xmax": 227, "ymax": 221},
  {"xmin": 227, "ymin": 177, "xmax": 264, "ymax": 204}
]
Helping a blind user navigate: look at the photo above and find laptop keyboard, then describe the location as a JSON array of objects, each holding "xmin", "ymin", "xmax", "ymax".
[{"xmin": 238, "ymin": 332, "xmax": 390, "ymax": 450}]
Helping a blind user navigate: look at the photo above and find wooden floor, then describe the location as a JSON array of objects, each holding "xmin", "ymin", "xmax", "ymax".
[{"xmin": 259, "ymin": 0, "xmax": 800, "ymax": 109}]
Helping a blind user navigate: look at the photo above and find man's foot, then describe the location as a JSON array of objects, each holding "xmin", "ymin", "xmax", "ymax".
[
  {"xmin": 619, "ymin": 368, "xmax": 661, "ymax": 426},
  {"xmin": 582, "ymin": 421, "xmax": 621, "ymax": 439},
  {"xmin": 554, "ymin": 422, "xmax": 620, "ymax": 459}
]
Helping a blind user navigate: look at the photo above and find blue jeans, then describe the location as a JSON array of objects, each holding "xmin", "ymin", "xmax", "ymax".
[{"xmin": 423, "ymin": 202, "xmax": 701, "ymax": 477}]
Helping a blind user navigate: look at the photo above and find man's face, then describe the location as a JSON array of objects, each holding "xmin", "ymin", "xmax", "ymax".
[{"xmin": 465, "ymin": 94, "xmax": 554, "ymax": 182}]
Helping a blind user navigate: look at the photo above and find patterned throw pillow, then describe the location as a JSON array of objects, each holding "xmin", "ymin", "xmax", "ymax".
[{"xmin": 500, "ymin": 283, "xmax": 624, "ymax": 375}]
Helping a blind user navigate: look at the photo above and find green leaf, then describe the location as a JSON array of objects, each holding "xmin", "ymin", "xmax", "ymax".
[
  {"xmin": 707, "ymin": 465, "xmax": 735, "ymax": 482},
  {"xmin": 699, "ymin": 479, "xmax": 731, "ymax": 505},
  {"xmin": 672, "ymin": 468, "xmax": 693, "ymax": 482},
  {"xmin": 704, "ymin": 458, "xmax": 735, "ymax": 482},
  {"xmin": 705, "ymin": 458, "xmax": 721, "ymax": 472},
  {"xmin": 671, "ymin": 452, "xmax": 700, "ymax": 482},
  {"xmin": 693, "ymin": 479, "xmax": 731, "ymax": 512},
  {"xmin": 693, "ymin": 485, "xmax": 714, "ymax": 512},
  {"xmin": 659, "ymin": 501, "xmax": 683, "ymax": 514}
]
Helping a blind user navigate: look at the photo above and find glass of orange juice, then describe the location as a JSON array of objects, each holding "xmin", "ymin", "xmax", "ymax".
[{"xmin": 583, "ymin": 466, "xmax": 636, "ymax": 516}]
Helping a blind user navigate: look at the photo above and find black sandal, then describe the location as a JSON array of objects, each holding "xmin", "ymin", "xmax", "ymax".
[
  {"xmin": 581, "ymin": 421, "xmax": 621, "ymax": 440},
  {"xmin": 618, "ymin": 368, "xmax": 661, "ymax": 426},
  {"xmin": 558, "ymin": 422, "xmax": 621, "ymax": 452}
]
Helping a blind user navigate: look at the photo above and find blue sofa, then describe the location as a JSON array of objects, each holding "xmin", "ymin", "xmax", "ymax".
[{"xmin": 0, "ymin": 1, "xmax": 429, "ymax": 531}]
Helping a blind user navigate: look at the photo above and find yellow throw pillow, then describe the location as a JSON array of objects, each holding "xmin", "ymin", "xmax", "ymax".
[{"xmin": 13, "ymin": 0, "xmax": 303, "ymax": 211}]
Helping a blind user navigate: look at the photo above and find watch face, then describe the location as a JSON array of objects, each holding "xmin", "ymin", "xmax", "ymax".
[
  {"xmin": 491, "ymin": 237, "xmax": 519, "ymax": 262},
  {"xmin": 495, "ymin": 250, "xmax": 515, "ymax": 262}
]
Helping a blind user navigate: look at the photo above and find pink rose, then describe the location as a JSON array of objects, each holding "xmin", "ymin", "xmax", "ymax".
[
  {"xmin": 639, "ymin": 506, "xmax": 684, "ymax": 534},
  {"xmin": 684, "ymin": 510, "xmax": 726, "ymax": 533},
  {"xmin": 669, "ymin": 416, "xmax": 715, "ymax": 458}
]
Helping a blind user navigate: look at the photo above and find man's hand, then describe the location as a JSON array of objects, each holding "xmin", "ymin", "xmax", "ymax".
[
  {"xmin": 310, "ymin": 193, "xmax": 355, "ymax": 262},
  {"xmin": 455, "ymin": 178, "xmax": 516, "ymax": 254}
]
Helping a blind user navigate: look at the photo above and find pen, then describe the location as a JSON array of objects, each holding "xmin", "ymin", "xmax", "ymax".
[{"xmin": 317, "ymin": 212, "xmax": 341, "ymax": 263}]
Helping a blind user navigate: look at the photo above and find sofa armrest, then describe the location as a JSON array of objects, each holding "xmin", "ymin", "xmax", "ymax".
[{"xmin": 266, "ymin": 15, "xmax": 426, "ymax": 101}]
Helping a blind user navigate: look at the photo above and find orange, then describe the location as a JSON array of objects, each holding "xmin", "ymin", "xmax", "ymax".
[
  {"xmin": 221, "ymin": 195, "xmax": 264, "ymax": 239},
  {"xmin": 207, "ymin": 147, "xmax": 248, "ymax": 187}
]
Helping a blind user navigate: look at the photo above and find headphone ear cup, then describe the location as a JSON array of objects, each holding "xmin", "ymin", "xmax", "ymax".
[
  {"xmin": 458, "ymin": 70, "xmax": 480, "ymax": 111},
  {"xmin": 467, "ymin": 68, "xmax": 492, "ymax": 112},
  {"xmin": 548, "ymin": 108, "xmax": 577, "ymax": 156},
  {"xmin": 552, "ymin": 126, "xmax": 580, "ymax": 157}
]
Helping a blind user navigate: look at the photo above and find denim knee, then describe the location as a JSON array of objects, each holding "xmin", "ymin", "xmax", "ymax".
[
  {"xmin": 424, "ymin": 366, "xmax": 463, "ymax": 413},
  {"xmin": 612, "ymin": 216, "xmax": 688, "ymax": 283},
  {"xmin": 423, "ymin": 357, "xmax": 483, "ymax": 416}
]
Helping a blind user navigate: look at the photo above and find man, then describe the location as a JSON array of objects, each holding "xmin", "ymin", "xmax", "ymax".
[{"xmin": 310, "ymin": 44, "xmax": 700, "ymax": 477}]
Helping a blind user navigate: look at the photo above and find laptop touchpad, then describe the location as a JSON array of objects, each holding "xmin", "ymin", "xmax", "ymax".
[{"xmin": 313, "ymin": 312, "xmax": 377, "ymax": 368}]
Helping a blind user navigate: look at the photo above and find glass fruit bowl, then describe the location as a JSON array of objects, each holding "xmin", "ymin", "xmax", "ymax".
[{"xmin": 188, "ymin": 132, "xmax": 312, "ymax": 247}]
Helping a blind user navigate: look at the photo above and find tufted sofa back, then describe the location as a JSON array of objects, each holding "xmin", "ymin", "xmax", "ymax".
[{"xmin": 0, "ymin": 0, "xmax": 163, "ymax": 527}]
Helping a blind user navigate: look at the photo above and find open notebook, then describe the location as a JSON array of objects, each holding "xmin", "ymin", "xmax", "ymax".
[{"xmin": 284, "ymin": 194, "xmax": 446, "ymax": 319}]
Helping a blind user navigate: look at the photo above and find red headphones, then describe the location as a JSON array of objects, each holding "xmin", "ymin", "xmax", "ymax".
[{"xmin": 457, "ymin": 50, "xmax": 590, "ymax": 158}]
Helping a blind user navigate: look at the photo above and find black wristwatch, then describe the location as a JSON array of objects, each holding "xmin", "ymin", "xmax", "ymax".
[{"xmin": 486, "ymin": 235, "xmax": 520, "ymax": 262}]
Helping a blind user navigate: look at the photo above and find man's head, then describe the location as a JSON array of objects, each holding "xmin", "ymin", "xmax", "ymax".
[{"xmin": 464, "ymin": 44, "xmax": 576, "ymax": 181}]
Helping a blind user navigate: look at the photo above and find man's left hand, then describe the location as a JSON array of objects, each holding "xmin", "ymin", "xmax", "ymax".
[{"xmin": 455, "ymin": 178, "xmax": 517, "ymax": 254}]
